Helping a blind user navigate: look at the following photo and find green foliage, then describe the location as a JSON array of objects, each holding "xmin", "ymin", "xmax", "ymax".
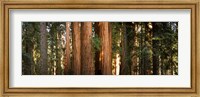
[
  {"xmin": 92, "ymin": 34, "xmax": 101, "ymax": 52},
  {"xmin": 111, "ymin": 22, "xmax": 122, "ymax": 58}
]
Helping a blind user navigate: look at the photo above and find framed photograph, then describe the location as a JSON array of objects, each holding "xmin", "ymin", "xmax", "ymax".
[{"xmin": 1, "ymin": 0, "xmax": 199, "ymax": 97}]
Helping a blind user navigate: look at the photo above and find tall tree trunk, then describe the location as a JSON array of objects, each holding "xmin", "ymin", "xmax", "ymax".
[
  {"xmin": 81, "ymin": 22, "xmax": 94, "ymax": 75},
  {"xmin": 98, "ymin": 22, "xmax": 112, "ymax": 75},
  {"xmin": 40, "ymin": 22, "xmax": 48, "ymax": 75},
  {"xmin": 108, "ymin": 23, "xmax": 112, "ymax": 74},
  {"xmin": 139, "ymin": 23, "xmax": 145, "ymax": 75},
  {"xmin": 72, "ymin": 22, "xmax": 81, "ymax": 75},
  {"xmin": 64, "ymin": 22, "xmax": 71, "ymax": 74},
  {"xmin": 143, "ymin": 22, "xmax": 152, "ymax": 75},
  {"xmin": 152, "ymin": 23, "xmax": 159, "ymax": 75},
  {"xmin": 132, "ymin": 22, "xmax": 138, "ymax": 75},
  {"xmin": 120, "ymin": 23, "xmax": 128, "ymax": 75},
  {"xmin": 125, "ymin": 22, "xmax": 133, "ymax": 75}
]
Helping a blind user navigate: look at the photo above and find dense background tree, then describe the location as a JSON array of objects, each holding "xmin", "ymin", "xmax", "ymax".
[
  {"xmin": 22, "ymin": 23, "xmax": 35, "ymax": 75},
  {"xmin": 39, "ymin": 22, "xmax": 48, "ymax": 75},
  {"xmin": 22, "ymin": 22, "xmax": 178, "ymax": 75}
]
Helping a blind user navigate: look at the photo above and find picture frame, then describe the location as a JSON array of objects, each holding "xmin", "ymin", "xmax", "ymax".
[{"xmin": 0, "ymin": 0, "xmax": 199, "ymax": 97}]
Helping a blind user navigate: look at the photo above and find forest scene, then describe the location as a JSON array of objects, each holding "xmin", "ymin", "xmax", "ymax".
[{"xmin": 22, "ymin": 22, "xmax": 178, "ymax": 75}]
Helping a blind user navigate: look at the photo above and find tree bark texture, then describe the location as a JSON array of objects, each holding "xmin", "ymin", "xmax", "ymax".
[
  {"xmin": 72, "ymin": 22, "xmax": 81, "ymax": 75},
  {"xmin": 64, "ymin": 22, "xmax": 71, "ymax": 74},
  {"xmin": 81, "ymin": 22, "xmax": 95, "ymax": 75},
  {"xmin": 120, "ymin": 23, "xmax": 128, "ymax": 75},
  {"xmin": 40, "ymin": 22, "xmax": 48, "ymax": 75},
  {"xmin": 98, "ymin": 22, "xmax": 112, "ymax": 75}
]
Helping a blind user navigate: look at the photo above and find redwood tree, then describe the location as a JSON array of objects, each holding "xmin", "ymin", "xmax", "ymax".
[
  {"xmin": 81, "ymin": 22, "xmax": 94, "ymax": 75},
  {"xmin": 98, "ymin": 22, "xmax": 112, "ymax": 75},
  {"xmin": 64, "ymin": 22, "xmax": 71, "ymax": 74},
  {"xmin": 72, "ymin": 22, "xmax": 81, "ymax": 74}
]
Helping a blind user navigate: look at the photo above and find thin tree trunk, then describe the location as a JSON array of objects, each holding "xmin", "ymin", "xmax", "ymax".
[
  {"xmin": 50, "ymin": 23, "xmax": 56, "ymax": 75},
  {"xmin": 120, "ymin": 23, "xmax": 128, "ymax": 75},
  {"xmin": 72, "ymin": 22, "xmax": 81, "ymax": 75},
  {"xmin": 125, "ymin": 22, "xmax": 133, "ymax": 75},
  {"xmin": 40, "ymin": 22, "xmax": 48, "ymax": 75},
  {"xmin": 63, "ymin": 22, "xmax": 71, "ymax": 74},
  {"xmin": 144, "ymin": 22, "xmax": 152, "ymax": 75},
  {"xmin": 81, "ymin": 22, "xmax": 94, "ymax": 75},
  {"xmin": 152, "ymin": 23, "xmax": 159, "ymax": 75},
  {"xmin": 132, "ymin": 22, "xmax": 138, "ymax": 75}
]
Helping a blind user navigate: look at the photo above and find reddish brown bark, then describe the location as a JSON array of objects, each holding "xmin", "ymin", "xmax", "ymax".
[
  {"xmin": 81, "ymin": 22, "xmax": 94, "ymax": 75},
  {"xmin": 108, "ymin": 23, "xmax": 112, "ymax": 74},
  {"xmin": 72, "ymin": 22, "xmax": 81, "ymax": 75},
  {"xmin": 64, "ymin": 22, "xmax": 71, "ymax": 74},
  {"xmin": 98, "ymin": 22, "xmax": 112, "ymax": 75}
]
